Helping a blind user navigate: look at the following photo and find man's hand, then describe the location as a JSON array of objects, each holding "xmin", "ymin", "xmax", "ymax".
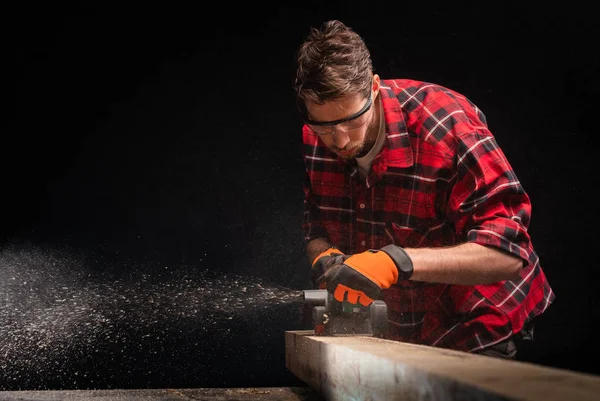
[
  {"xmin": 311, "ymin": 247, "xmax": 348, "ymax": 288},
  {"xmin": 317, "ymin": 245, "xmax": 414, "ymax": 306}
]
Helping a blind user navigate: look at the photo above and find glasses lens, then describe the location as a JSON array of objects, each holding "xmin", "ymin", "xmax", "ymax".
[
  {"xmin": 308, "ymin": 110, "xmax": 371, "ymax": 135},
  {"xmin": 308, "ymin": 125, "xmax": 334, "ymax": 135},
  {"xmin": 344, "ymin": 113, "xmax": 370, "ymax": 129}
]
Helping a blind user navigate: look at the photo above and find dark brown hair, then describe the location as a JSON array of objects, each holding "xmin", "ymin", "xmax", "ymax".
[{"xmin": 294, "ymin": 20, "xmax": 373, "ymax": 106}]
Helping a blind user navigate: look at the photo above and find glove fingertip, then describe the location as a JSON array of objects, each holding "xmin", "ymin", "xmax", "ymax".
[
  {"xmin": 333, "ymin": 286, "xmax": 346, "ymax": 302},
  {"xmin": 358, "ymin": 294, "xmax": 373, "ymax": 306}
]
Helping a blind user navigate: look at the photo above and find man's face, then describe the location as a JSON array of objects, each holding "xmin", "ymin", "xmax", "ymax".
[{"xmin": 303, "ymin": 76, "xmax": 380, "ymax": 159}]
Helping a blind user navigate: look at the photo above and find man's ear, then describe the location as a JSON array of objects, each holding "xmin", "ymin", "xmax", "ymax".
[{"xmin": 372, "ymin": 74, "xmax": 381, "ymax": 92}]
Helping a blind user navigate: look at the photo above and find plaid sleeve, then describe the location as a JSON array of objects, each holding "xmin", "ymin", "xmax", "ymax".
[
  {"xmin": 302, "ymin": 172, "xmax": 329, "ymax": 244},
  {"xmin": 447, "ymin": 130, "xmax": 535, "ymax": 267},
  {"xmin": 301, "ymin": 126, "xmax": 330, "ymax": 245}
]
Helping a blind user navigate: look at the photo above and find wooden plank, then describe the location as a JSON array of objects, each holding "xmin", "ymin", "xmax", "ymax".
[
  {"xmin": 285, "ymin": 330, "xmax": 600, "ymax": 401},
  {"xmin": 0, "ymin": 387, "xmax": 324, "ymax": 400}
]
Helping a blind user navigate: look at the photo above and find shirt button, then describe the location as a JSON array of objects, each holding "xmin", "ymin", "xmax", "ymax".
[
  {"xmin": 359, "ymin": 203, "xmax": 366, "ymax": 209},
  {"xmin": 361, "ymin": 240, "xmax": 366, "ymax": 246}
]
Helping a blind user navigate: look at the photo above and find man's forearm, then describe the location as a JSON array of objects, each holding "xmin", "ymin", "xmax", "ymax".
[
  {"xmin": 406, "ymin": 242, "xmax": 523, "ymax": 285},
  {"xmin": 306, "ymin": 238, "xmax": 334, "ymax": 266}
]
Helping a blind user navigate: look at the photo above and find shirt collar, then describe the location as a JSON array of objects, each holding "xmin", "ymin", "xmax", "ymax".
[{"xmin": 377, "ymin": 80, "xmax": 414, "ymax": 169}]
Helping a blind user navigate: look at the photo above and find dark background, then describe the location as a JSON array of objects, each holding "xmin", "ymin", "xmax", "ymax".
[{"xmin": 7, "ymin": 0, "xmax": 599, "ymax": 391}]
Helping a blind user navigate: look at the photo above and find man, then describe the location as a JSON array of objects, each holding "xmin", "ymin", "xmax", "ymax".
[{"xmin": 293, "ymin": 20, "xmax": 555, "ymax": 359}]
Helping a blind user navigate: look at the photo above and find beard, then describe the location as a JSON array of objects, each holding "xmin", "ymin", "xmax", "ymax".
[
  {"xmin": 333, "ymin": 100, "xmax": 380, "ymax": 159},
  {"xmin": 334, "ymin": 141, "xmax": 365, "ymax": 159},
  {"xmin": 355, "ymin": 106, "xmax": 379, "ymax": 158},
  {"xmin": 354, "ymin": 130, "xmax": 378, "ymax": 158}
]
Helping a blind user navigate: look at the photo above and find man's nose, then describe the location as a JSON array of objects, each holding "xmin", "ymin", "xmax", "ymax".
[{"xmin": 332, "ymin": 129, "xmax": 350, "ymax": 148}]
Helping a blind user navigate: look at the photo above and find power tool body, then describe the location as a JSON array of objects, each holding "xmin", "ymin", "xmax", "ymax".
[{"xmin": 302, "ymin": 289, "xmax": 388, "ymax": 338}]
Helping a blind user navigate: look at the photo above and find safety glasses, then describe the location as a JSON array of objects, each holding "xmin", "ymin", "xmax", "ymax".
[{"xmin": 297, "ymin": 94, "xmax": 373, "ymax": 136}]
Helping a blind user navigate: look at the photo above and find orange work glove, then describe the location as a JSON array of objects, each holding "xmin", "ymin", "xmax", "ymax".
[
  {"xmin": 311, "ymin": 247, "xmax": 348, "ymax": 288},
  {"xmin": 317, "ymin": 245, "xmax": 414, "ymax": 306}
]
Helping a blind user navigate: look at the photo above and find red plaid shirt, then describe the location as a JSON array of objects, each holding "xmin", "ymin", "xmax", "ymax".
[{"xmin": 301, "ymin": 79, "xmax": 555, "ymax": 352}]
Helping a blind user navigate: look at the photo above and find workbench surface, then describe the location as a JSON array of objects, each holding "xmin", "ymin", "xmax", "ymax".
[{"xmin": 0, "ymin": 387, "xmax": 323, "ymax": 401}]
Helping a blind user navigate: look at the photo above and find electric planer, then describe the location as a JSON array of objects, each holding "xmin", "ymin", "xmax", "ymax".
[{"xmin": 302, "ymin": 289, "xmax": 388, "ymax": 338}]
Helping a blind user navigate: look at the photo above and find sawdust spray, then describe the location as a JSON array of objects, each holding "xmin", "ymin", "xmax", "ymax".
[{"xmin": 0, "ymin": 243, "xmax": 306, "ymax": 390}]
